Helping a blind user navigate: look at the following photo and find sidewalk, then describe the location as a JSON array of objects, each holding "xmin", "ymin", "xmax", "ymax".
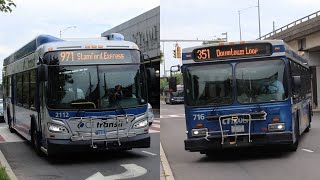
[
  {"xmin": 160, "ymin": 162, "xmax": 166, "ymax": 180},
  {"xmin": 160, "ymin": 143, "xmax": 174, "ymax": 180}
]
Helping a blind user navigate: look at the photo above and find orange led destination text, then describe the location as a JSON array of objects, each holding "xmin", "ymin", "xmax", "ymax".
[
  {"xmin": 59, "ymin": 51, "xmax": 125, "ymax": 61},
  {"xmin": 216, "ymin": 47, "xmax": 259, "ymax": 57}
]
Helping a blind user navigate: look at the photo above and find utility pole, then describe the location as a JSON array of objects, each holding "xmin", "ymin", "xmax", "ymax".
[
  {"xmin": 238, "ymin": 10, "xmax": 242, "ymax": 40},
  {"xmin": 273, "ymin": 21, "xmax": 275, "ymax": 34},
  {"xmin": 258, "ymin": 0, "xmax": 261, "ymax": 39}
]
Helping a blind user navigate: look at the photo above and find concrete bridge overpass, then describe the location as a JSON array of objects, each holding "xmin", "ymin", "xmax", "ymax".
[{"xmin": 260, "ymin": 10, "xmax": 320, "ymax": 110}]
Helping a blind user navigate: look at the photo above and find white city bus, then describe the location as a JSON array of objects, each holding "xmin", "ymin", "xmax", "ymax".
[{"xmin": 2, "ymin": 34, "xmax": 155, "ymax": 156}]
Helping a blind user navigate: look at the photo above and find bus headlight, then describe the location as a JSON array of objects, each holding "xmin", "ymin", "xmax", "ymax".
[
  {"xmin": 268, "ymin": 123, "xmax": 285, "ymax": 131},
  {"xmin": 48, "ymin": 123, "xmax": 69, "ymax": 133},
  {"xmin": 133, "ymin": 119, "xmax": 148, "ymax": 129},
  {"xmin": 191, "ymin": 128, "xmax": 208, "ymax": 137}
]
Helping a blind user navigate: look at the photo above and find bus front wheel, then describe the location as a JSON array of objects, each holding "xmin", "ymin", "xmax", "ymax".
[
  {"xmin": 287, "ymin": 114, "xmax": 300, "ymax": 151},
  {"xmin": 31, "ymin": 120, "xmax": 44, "ymax": 156}
]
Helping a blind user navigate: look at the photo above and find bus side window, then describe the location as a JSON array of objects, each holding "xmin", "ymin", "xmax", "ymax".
[
  {"xmin": 30, "ymin": 69, "xmax": 37, "ymax": 110},
  {"xmin": 290, "ymin": 60, "xmax": 301, "ymax": 102},
  {"xmin": 22, "ymin": 71, "xmax": 30, "ymax": 108},
  {"xmin": 16, "ymin": 73, "xmax": 23, "ymax": 106}
]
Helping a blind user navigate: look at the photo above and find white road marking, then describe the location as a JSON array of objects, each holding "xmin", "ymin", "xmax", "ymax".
[
  {"xmin": 86, "ymin": 164, "xmax": 147, "ymax": 180},
  {"xmin": 141, "ymin": 150, "xmax": 157, "ymax": 156},
  {"xmin": 302, "ymin": 148, "xmax": 314, "ymax": 153},
  {"xmin": 160, "ymin": 143, "xmax": 175, "ymax": 180},
  {"xmin": 160, "ymin": 114, "xmax": 185, "ymax": 119}
]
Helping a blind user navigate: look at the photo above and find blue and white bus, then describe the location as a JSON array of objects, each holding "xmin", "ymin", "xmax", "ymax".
[
  {"xmin": 2, "ymin": 34, "xmax": 155, "ymax": 156},
  {"xmin": 179, "ymin": 40, "xmax": 312, "ymax": 155}
]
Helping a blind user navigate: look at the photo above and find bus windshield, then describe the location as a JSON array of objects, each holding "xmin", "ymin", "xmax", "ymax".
[
  {"xmin": 236, "ymin": 59, "xmax": 288, "ymax": 103},
  {"xmin": 47, "ymin": 64, "xmax": 147, "ymax": 109},
  {"xmin": 184, "ymin": 64, "xmax": 233, "ymax": 106}
]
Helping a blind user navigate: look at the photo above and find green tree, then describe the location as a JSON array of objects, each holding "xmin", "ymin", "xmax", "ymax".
[
  {"xmin": 0, "ymin": 0, "xmax": 16, "ymax": 12},
  {"xmin": 160, "ymin": 77, "xmax": 167, "ymax": 94}
]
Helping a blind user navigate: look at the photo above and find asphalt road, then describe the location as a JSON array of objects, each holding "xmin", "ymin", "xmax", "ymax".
[
  {"xmin": 0, "ymin": 132, "xmax": 159, "ymax": 180},
  {"xmin": 160, "ymin": 102, "xmax": 320, "ymax": 180}
]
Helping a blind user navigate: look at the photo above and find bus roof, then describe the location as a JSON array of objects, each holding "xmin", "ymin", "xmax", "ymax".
[
  {"xmin": 4, "ymin": 35, "xmax": 139, "ymax": 66},
  {"xmin": 3, "ymin": 35, "xmax": 62, "ymax": 66},
  {"xmin": 37, "ymin": 37, "xmax": 139, "ymax": 57},
  {"xmin": 182, "ymin": 40, "xmax": 308, "ymax": 67}
]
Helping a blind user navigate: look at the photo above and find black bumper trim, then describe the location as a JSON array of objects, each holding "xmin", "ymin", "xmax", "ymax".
[
  {"xmin": 185, "ymin": 132, "xmax": 293, "ymax": 152},
  {"xmin": 47, "ymin": 133, "xmax": 150, "ymax": 153}
]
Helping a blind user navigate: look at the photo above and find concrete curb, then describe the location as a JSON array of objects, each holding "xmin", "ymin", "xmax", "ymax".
[
  {"xmin": 0, "ymin": 150, "xmax": 18, "ymax": 180},
  {"xmin": 160, "ymin": 143, "xmax": 175, "ymax": 180}
]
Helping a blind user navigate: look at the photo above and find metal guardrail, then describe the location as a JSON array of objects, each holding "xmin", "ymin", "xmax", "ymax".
[{"xmin": 258, "ymin": 10, "xmax": 320, "ymax": 40}]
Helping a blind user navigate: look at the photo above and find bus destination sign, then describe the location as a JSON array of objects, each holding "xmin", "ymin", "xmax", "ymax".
[
  {"xmin": 58, "ymin": 51, "xmax": 125, "ymax": 61},
  {"xmin": 193, "ymin": 43, "xmax": 272, "ymax": 61},
  {"xmin": 44, "ymin": 49, "xmax": 139, "ymax": 65}
]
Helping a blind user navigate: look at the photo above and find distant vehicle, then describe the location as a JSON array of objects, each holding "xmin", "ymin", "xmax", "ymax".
[
  {"xmin": 164, "ymin": 85, "xmax": 184, "ymax": 104},
  {"xmin": 178, "ymin": 40, "xmax": 312, "ymax": 156},
  {"xmin": 148, "ymin": 103, "xmax": 154, "ymax": 125},
  {"xmin": 2, "ymin": 34, "xmax": 156, "ymax": 156}
]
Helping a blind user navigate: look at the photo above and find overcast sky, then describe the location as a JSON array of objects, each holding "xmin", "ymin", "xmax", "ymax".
[
  {"xmin": 160, "ymin": 0, "xmax": 320, "ymax": 76},
  {"xmin": 0, "ymin": 0, "xmax": 159, "ymax": 81}
]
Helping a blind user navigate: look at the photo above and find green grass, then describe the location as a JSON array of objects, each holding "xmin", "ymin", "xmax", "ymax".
[{"xmin": 0, "ymin": 166, "xmax": 10, "ymax": 180}]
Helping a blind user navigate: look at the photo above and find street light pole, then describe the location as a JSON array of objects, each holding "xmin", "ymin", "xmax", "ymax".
[
  {"xmin": 258, "ymin": 0, "xmax": 261, "ymax": 39},
  {"xmin": 238, "ymin": 10, "xmax": 242, "ymax": 40},
  {"xmin": 238, "ymin": 4, "xmax": 259, "ymax": 41},
  {"xmin": 60, "ymin": 26, "xmax": 77, "ymax": 38}
]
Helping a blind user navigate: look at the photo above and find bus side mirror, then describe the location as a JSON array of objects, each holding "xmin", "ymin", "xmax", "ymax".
[
  {"xmin": 169, "ymin": 77, "xmax": 177, "ymax": 92},
  {"xmin": 38, "ymin": 64, "xmax": 48, "ymax": 81},
  {"xmin": 293, "ymin": 76, "xmax": 301, "ymax": 88},
  {"xmin": 147, "ymin": 68, "xmax": 156, "ymax": 88}
]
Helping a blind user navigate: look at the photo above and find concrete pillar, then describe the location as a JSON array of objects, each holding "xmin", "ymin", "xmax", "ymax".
[{"xmin": 316, "ymin": 66, "xmax": 320, "ymax": 109}]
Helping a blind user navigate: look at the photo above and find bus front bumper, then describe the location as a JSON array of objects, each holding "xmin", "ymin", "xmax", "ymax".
[
  {"xmin": 47, "ymin": 133, "xmax": 150, "ymax": 153},
  {"xmin": 185, "ymin": 131, "xmax": 293, "ymax": 152}
]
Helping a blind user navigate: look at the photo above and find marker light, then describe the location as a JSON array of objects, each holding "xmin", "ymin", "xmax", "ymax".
[
  {"xmin": 272, "ymin": 117, "xmax": 280, "ymax": 122},
  {"xmin": 229, "ymin": 42, "xmax": 235, "ymax": 45},
  {"xmin": 196, "ymin": 123, "xmax": 204, "ymax": 128}
]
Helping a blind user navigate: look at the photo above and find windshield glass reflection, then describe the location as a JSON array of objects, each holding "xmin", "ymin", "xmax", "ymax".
[{"xmin": 47, "ymin": 65, "xmax": 146, "ymax": 109}]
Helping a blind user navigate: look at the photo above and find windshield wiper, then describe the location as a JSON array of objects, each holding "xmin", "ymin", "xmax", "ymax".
[
  {"xmin": 103, "ymin": 73, "xmax": 128, "ymax": 116},
  {"xmin": 75, "ymin": 72, "xmax": 94, "ymax": 117},
  {"xmin": 238, "ymin": 79, "xmax": 263, "ymax": 112}
]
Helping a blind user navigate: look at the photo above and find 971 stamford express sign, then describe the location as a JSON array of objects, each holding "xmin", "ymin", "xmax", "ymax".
[
  {"xmin": 45, "ymin": 49, "xmax": 140, "ymax": 65},
  {"xmin": 193, "ymin": 43, "xmax": 273, "ymax": 61}
]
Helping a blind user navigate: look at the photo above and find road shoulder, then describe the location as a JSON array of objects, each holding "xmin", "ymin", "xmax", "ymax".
[
  {"xmin": 0, "ymin": 150, "xmax": 17, "ymax": 180},
  {"xmin": 160, "ymin": 143, "xmax": 175, "ymax": 180}
]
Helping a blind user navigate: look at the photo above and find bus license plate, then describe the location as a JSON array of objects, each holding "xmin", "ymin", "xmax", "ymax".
[{"xmin": 231, "ymin": 125, "xmax": 244, "ymax": 133}]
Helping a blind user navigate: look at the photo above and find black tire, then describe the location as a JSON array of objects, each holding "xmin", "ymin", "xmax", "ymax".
[
  {"xmin": 305, "ymin": 105, "xmax": 312, "ymax": 133},
  {"xmin": 7, "ymin": 111, "xmax": 15, "ymax": 133},
  {"xmin": 31, "ymin": 120, "xmax": 44, "ymax": 156},
  {"xmin": 8, "ymin": 119, "xmax": 15, "ymax": 133},
  {"xmin": 288, "ymin": 113, "xmax": 300, "ymax": 151}
]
